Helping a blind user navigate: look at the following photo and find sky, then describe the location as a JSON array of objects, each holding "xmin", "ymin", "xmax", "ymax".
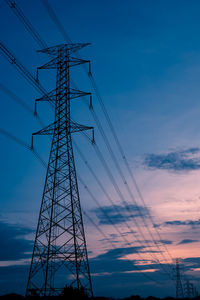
[{"xmin": 1, "ymin": 0, "xmax": 200, "ymax": 298}]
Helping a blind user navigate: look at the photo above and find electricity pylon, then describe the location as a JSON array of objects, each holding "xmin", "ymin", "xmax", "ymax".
[
  {"xmin": 175, "ymin": 258, "xmax": 184, "ymax": 299},
  {"xmin": 26, "ymin": 43, "xmax": 93, "ymax": 297},
  {"xmin": 184, "ymin": 280, "xmax": 194, "ymax": 298}
]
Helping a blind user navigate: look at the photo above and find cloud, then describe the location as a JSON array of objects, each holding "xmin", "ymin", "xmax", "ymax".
[
  {"xmin": 156, "ymin": 218, "xmax": 200, "ymax": 228},
  {"xmin": 0, "ymin": 248, "xmax": 171, "ymax": 299},
  {"xmin": 182, "ymin": 257, "xmax": 200, "ymax": 277},
  {"xmin": 90, "ymin": 246, "xmax": 159, "ymax": 278},
  {"xmin": 0, "ymin": 221, "xmax": 33, "ymax": 261},
  {"xmin": 165, "ymin": 220, "xmax": 189, "ymax": 226},
  {"xmin": 183, "ymin": 257, "xmax": 200, "ymax": 268},
  {"xmin": 92, "ymin": 204, "xmax": 149, "ymax": 225},
  {"xmin": 159, "ymin": 240, "xmax": 173, "ymax": 245},
  {"xmin": 89, "ymin": 246, "xmax": 173, "ymax": 298},
  {"xmin": 178, "ymin": 239, "xmax": 198, "ymax": 244},
  {"xmin": 144, "ymin": 147, "xmax": 200, "ymax": 172}
]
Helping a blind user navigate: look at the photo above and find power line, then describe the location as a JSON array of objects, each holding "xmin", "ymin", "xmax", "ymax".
[
  {"xmin": 4, "ymin": 0, "xmax": 48, "ymax": 49},
  {"xmin": 0, "ymin": 41, "xmax": 45, "ymax": 94},
  {"xmin": 71, "ymin": 88, "xmax": 168, "ymax": 267},
  {"xmin": 0, "ymin": 41, "xmax": 54, "ymax": 107},
  {"xmin": 80, "ymin": 130, "xmax": 172, "ymax": 277},
  {"xmin": 74, "ymin": 140, "xmax": 170, "ymax": 276},
  {"xmin": 40, "ymin": 0, "xmax": 72, "ymax": 44},
  {"xmin": 0, "ymin": 76, "xmax": 170, "ymax": 278},
  {"xmin": 0, "ymin": 82, "xmax": 33, "ymax": 114},
  {"xmin": 89, "ymin": 101, "xmax": 171, "ymax": 254},
  {"xmin": 0, "ymin": 126, "xmax": 162, "ymax": 285},
  {"xmin": 4, "ymin": 0, "xmax": 173, "ymax": 266},
  {"xmin": 89, "ymin": 75, "xmax": 174, "ymax": 262},
  {"xmin": 0, "ymin": 128, "xmax": 47, "ymax": 168},
  {"xmin": 3, "ymin": 0, "xmax": 174, "ymax": 277},
  {"xmin": 0, "ymin": 40, "xmax": 157, "ymax": 260},
  {"xmin": 0, "ymin": 82, "xmax": 45, "ymax": 127},
  {"xmin": 0, "ymin": 48, "xmax": 172, "ymax": 287},
  {"xmin": 5, "ymin": 0, "xmax": 174, "ymax": 265},
  {"xmin": 78, "ymin": 172, "xmax": 167, "ymax": 283},
  {"xmin": 38, "ymin": 0, "xmax": 174, "ymax": 265},
  {"xmin": 0, "ymin": 76, "xmax": 170, "ymax": 279},
  {"xmin": 0, "ymin": 89, "xmax": 166, "ymax": 283},
  {"xmin": 83, "ymin": 210, "xmax": 163, "ymax": 284},
  {"xmin": 0, "ymin": 79, "xmax": 171, "ymax": 277},
  {"xmin": 0, "ymin": 27, "xmax": 167, "ymax": 273}
]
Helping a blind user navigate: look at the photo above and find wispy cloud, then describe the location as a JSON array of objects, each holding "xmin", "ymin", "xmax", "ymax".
[
  {"xmin": 144, "ymin": 148, "xmax": 200, "ymax": 172},
  {"xmin": 0, "ymin": 221, "xmax": 33, "ymax": 262},
  {"xmin": 155, "ymin": 218, "xmax": 200, "ymax": 228},
  {"xmin": 92, "ymin": 204, "xmax": 149, "ymax": 225},
  {"xmin": 178, "ymin": 239, "xmax": 198, "ymax": 245},
  {"xmin": 159, "ymin": 240, "xmax": 173, "ymax": 245}
]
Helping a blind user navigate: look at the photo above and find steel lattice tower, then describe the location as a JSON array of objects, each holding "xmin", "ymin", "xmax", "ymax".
[
  {"xmin": 184, "ymin": 280, "xmax": 194, "ymax": 298},
  {"xmin": 175, "ymin": 258, "xmax": 184, "ymax": 299},
  {"xmin": 26, "ymin": 43, "xmax": 93, "ymax": 297}
]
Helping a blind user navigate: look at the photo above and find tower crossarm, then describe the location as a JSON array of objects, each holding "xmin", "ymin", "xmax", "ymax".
[
  {"xmin": 36, "ymin": 88, "xmax": 91, "ymax": 103},
  {"xmin": 37, "ymin": 43, "xmax": 91, "ymax": 56},
  {"xmin": 33, "ymin": 120, "xmax": 93, "ymax": 136},
  {"xmin": 38, "ymin": 57, "xmax": 90, "ymax": 70},
  {"xmin": 70, "ymin": 120, "xmax": 94, "ymax": 134}
]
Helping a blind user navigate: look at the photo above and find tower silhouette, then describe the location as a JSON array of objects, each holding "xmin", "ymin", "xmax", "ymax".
[
  {"xmin": 26, "ymin": 43, "xmax": 93, "ymax": 297},
  {"xmin": 175, "ymin": 258, "xmax": 184, "ymax": 299},
  {"xmin": 184, "ymin": 279, "xmax": 195, "ymax": 298}
]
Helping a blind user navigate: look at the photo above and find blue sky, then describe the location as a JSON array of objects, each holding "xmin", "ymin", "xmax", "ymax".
[{"xmin": 1, "ymin": 0, "xmax": 200, "ymax": 298}]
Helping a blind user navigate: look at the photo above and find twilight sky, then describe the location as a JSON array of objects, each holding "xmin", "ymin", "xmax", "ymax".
[{"xmin": 1, "ymin": 0, "xmax": 200, "ymax": 298}]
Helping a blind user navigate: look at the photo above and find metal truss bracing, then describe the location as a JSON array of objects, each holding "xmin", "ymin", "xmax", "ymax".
[
  {"xmin": 26, "ymin": 43, "xmax": 93, "ymax": 297},
  {"xmin": 175, "ymin": 259, "xmax": 184, "ymax": 299}
]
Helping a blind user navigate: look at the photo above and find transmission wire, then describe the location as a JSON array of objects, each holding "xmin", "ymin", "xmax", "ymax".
[
  {"xmin": 0, "ymin": 77, "xmax": 171, "ymax": 281},
  {"xmin": 0, "ymin": 34, "xmax": 168, "ymax": 274},
  {"xmin": 3, "ymin": 0, "xmax": 172, "ymax": 265},
  {"xmin": 77, "ymin": 172, "xmax": 168, "ymax": 282},
  {"xmin": 0, "ymin": 128, "xmax": 46, "ymax": 168},
  {"xmin": 83, "ymin": 97, "xmax": 173, "ymax": 270},
  {"xmin": 4, "ymin": 0, "xmax": 174, "ymax": 264},
  {"xmin": 0, "ymin": 4, "xmax": 173, "ymax": 276},
  {"xmin": 0, "ymin": 127, "xmax": 163, "ymax": 285},
  {"xmin": 74, "ymin": 140, "xmax": 171, "ymax": 276},
  {"xmin": 0, "ymin": 82, "xmax": 45, "ymax": 128},
  {"xmin": 83, "ymin": 210, "xmax": 163, "ymax": 284},
  {"xmin": 4, "ymin": 0, "xmax": 48, "ymax": 49},
  {"xmin": 38, "ymin": 0, "xmax": 175, "ymax": 264},
  {"xmin": 0, "ymin": 74, "xmax": 171, "ymax": 278},
  {"xmin": 82, "ymin": 132, "xmax": 172, "ymax": 278}
]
